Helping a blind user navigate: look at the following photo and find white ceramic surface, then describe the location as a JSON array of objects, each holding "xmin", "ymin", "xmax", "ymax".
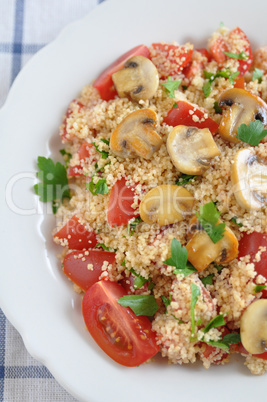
[{"xmin": 0, "ymin": 0, "xmax": 266, "ymax": 401}]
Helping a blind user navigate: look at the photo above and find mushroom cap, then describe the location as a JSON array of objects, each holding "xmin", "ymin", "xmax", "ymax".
[
  {"xmin": 240, "ymin": 299, "xmax": 267, "ymax": 354},
  {"xmin": 139, "ymin": 184, "xmax": 194, "ymax": 226},
  {"xmin": 231, "ymin": 148, "xmax": 267, "ymax": 210},
  {"xmin": 167, "ymin": 125, "xmax": 221, "ymax": 175},
  {"xmin": 110, "ymin": 109, "xmax": 163, "ymax": 159},
  {"xmin": 218, "ymin": 88, "xmax": 267, "ymax": 143},
  {"xmin": 112, "ymin": 55, "xmax": 159, "ymax": 102}
]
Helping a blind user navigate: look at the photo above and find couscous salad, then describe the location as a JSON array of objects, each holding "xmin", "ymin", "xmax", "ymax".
[{"xmin": 35, "ymin": 25, "xmax": 267, "ymax": 374}]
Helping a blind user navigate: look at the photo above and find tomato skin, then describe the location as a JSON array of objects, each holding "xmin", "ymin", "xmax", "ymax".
[
  {"xmin": 209, "ymin": 37, "xmax": 228, "ymax": 64},
  {"xmin": 196, "ymin": 48, "xmax": 212, "ymax": 62},
  {"xmin": 229, "ymin": 27, "xmax": 253, "ymax": 76},
  {"xmin": 234, "ymin": 76, "xmax": 245, "ymax": 89},
  {"xmin": 163, "ymin": 101, "xmax": 219, "ymax": 134},
  {"xmin": 63, "ymin": 250, "xmax": 116, "ymax": 291},
  {"xmin": 54, "ymin": 216, "xmax": 97, "ymax": 250},
  {"xmin": 238, "ymin": 232, "xmax": 267, "ymax": 298},
  {"xmin": 202, "ymin": 327, "xmax": 229, "ymax": 363},
  {"xmin": 151, "ymin": 43, "xmax": 193, "ymax": 78},
  {"xmin": 60, "ymin": 100, "xmax": 84, "ymax": 142},
  {"xmin": 119, "ymin": 273, "xmax": 149, "ymax": 295},
  {"xmin": 235, "ymin": 343, "xmax": 267, "ymax": 360},
  {"xmin": 107, "ymin": 177, "xmax": 137, "ymax": 227},
  {"xmin": 93, "ymin": 45, "xmax": 150, "ymax": 101},
  {"xmin": 68, "ymin": 142, "xmax": 93, "ymax": 177},
  {"xmin": 82, "ymin": 280, "xmax": 159, "ymax": 367}
]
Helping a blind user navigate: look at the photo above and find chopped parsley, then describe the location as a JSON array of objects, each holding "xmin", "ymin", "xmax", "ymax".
[
  {"xmin": 117, "ymin": 294, "xmax": 159, "ymax": 316},
  {"xmin": 200, "ymin": 274, "xmax": 214, "ymax": 287},
  {"xmin": 93, "ymin": 138, "xmax": 110, "ymax": 159},
  {"xmin": 129, "ymin": 268, "xmax": 155, "ymax": 290},
  {"xmin": 231, "ymin": 216, "xmax": 243, "ymax": 227},
  {"xmin": 59, "ymin": 149, "xmax": 72, "ymax": 167},
  {"xmin": 203, "ymin": 69, "xmax": 240, "ymax": 97},
  {"xmin": 172, "ymin": 102, "xmax": 178, "ymax": 108},
  {"xmin": 223, "ymin": 51, "xmax": 249, "ymax": 60},
  {"xmin": 190, "ymin": 284, "xmax": 201, "ymax": 340},
  {"xmin": 203, "ymin": 314, "xmax": 225, "ymax": 333},
  {"xmin": 237, "ymin": 120, "xmax": 267, "ymax": 146},
  {"xmin": 252, "ymin": 68, "xmax": 263, "ymax": 83},
  {"xmin": 196, "ymin": 202, "xmax": 226, "ymax": 244},
  {"xmin": 162, "ymin": 76, "xmax": 181, "ymax": 98},
  {"xmin": 176, "ymin": 174, "xmax": 197, "ymax": 186},
  {"xmin": 162, "ymin": 293, "xmax": 171, "ymax": 313},
  {"xmin": 163, "ymin": 238, "xmax": 197, "ymax": 277},
  {"xmin": 222, "ymin": 333, "xmax": 241, "ymax": 346},
  {"xmin": 127, "ymin": 216, "xmax": 142, "ymax": 236},
  {"xmin": 254, "ymin": 284, "xmax": 266, "ymax": 293},
  {"xmin": 87, "ymin": 177, "xmax": 109, "ymax": 195},
  {"xmin": 94, "ymin": 243, "xmax": 110, "ymax": 251},
  {"xmin": 214, "ymin": 101, "xmax": 222, "ymax": 114},
  {"xmin": 214, "ymin": 263, "xmax": 224, "ymax": 272},
  {"xmin": 34, "ymin": 156, "xmax": 70, "ymax": 213}
]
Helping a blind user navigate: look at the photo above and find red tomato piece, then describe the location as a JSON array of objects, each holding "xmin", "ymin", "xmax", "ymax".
[
  {"xmin": 68, "ymin": 142, "xmax": 93, "ymax": 177},
  {"xmin": 229, "ymin": 27, "xmax": 253, "ymax": 76},
  {"xmin": 82, "ymin": 280, "xmax": 159, "ymax": 366},
  {"xmin": 119, "ymin": 272, "xmax": 149, "ymax": 295},
  {"xmin": 93, "ymin": 45, "xmax": 150, "ymax": 101},
  {"xmin": 196, "ymin": 48, "xmax": 212, "ymax": 62},
  {"xmin": 209, "ymin": 36, "xmax": 228, "ymax": 64},
  {"xmin": 54, "ymin": 216, "xmax": 97, "ymax": 250},
  {"xmin": 163, "ymin": 100, "xmax": 219, "ymax": 134},
  {"xmin": 238, "ymin": 232, "xmax": 267, "ymax": 298},
  {"xmin": 63, "ymin": 249, "xmax": 116, "ymax": 291},
  {"xmin": 60, "ymin": 100, "xmax": 84, "ymax": 142},
  {"xmin": 234, "ymin": 342, "xmax": 267, "ymax": 360},
  {"xmin": 202, "ymin": 327, "xmax": 229, "ymax": 363},
  {"xmin": 151, "ymin": 43, "xmax": 193, "ymax": 78},
  {"xmin": 107, "ymin": 177, "xmax": 137, "ymax": 227},
  {"xmin": 234, "ymin": 76, "xmax": 245, "ymax": 89}
]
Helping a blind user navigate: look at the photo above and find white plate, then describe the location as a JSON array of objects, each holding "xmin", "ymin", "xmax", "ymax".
[{"xmin": 0, "ymin": 0, "xmax": 266, "ymax": 400}]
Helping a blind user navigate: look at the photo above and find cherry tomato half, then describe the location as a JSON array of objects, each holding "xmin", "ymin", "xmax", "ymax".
[
  {"xmin": 93, "ymin": 45, "xmax": 150, "ymax": 101},
  {"xmin": 63, "ymin": 249, "xmax": 116, "ymax": 291},
  {"xmin": 68, "ymin": 142, "xmax": 93, "ymax": 177},
  {"xmin": 163, "ymin": 100, "xmax": 219, "ymax": 134},
  {"xmin": 54, "ymin": 216, "xmax": 97, "ymax": 250},
  {"xmin": 238, "ymin": 232, "xmax": 267, "ymax": 298},
  {"xmin": 82, "ymin": 280, "xmax": 159, "ymax": 367},
  {"xmin": 107, "ymin": 177, "xmax": 138, "ymax": 227},
  {"xmin": 151, "ymin": 43, "xmax": 193, "ymax": 78}
]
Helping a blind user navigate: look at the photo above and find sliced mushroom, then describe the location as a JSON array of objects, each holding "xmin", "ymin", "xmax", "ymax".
[
  {"xmin": 139, "ymin": 184, "xmax": 194, "ymax": 226},
  {"xmin": 110, "ymin": 109, "xmax": 162, "ymax": 159},
  {"xmin": 240, "ymin": 299, "xmax": 267, "ymax": 354},
  {"xmin": 167, "ymin": 125, "xmax": 221, "ymax": 175},
  {"xmin": 186, "ymin": 216, "xmax": 238, "ymax": 272},
  {"xmin": 112, "ymin": 55, "xmax": 159, "ymax": 102},
  {"xmin": 231, "ymin": 149, "xmax": 267, "ymax": 210},
  {"xmin": 218, "ymin": 88, "xmax": 267, "ymax": 143}
]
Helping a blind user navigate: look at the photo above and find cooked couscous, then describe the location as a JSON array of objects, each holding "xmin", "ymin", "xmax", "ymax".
[{"xmin": 38, "ymin": 24, "xmax": 267, "ymax": 373}]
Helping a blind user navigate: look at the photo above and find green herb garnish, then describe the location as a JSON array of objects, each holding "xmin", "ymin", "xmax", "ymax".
[
  {"xmin": 34, "ymin": 156, "xmax": 70, "ymax": 214},
  {"xmin": 127, "ymin": 216, "xmax": 142, "ymax": 236},
  {"xmin": 93, "ymin": 139, "xmax": 110, "ymax": 159},
  {"xmin": 94, "ymin": 243, "xmax": 110, "ymax": 251},
  {"xmin": 129, "ymin": 268, "xmax": 155, "ymax": 290},
  {"xmin": 163, "ymin": 238, "xmax": 197, "ymax": 277},
  {"xmin": 237, "ymin": 120, "xmax": 267, "ymax": 146},
  {"xmin": 59, "ymin": 149, "xmax": 72, "ymax": 167},
  {"xmin": 252, "ymin": 68, "xmax": 263, "ymax": 83},
  {"xmin": 176, "ymin": 174, "xmax": 197, "ymax": 186},
  {"xmin": 162, "ymin": 293, "xmax": 171, "ymax": 313},
  {"xmin": 214, "ymin": 101, "xmax": 222, "ymax": 114},
  {"xmin": 254, "ymin": 284, "xmax": 267, "ymax": 293},
  {"xmin": 200, "ymin": 274, "xmax": 214, "ymax": 287},
  {"xmin": 190, "ymin": 284, "xmax": 201, "ymax": 340},
  {"xmin": 214, "ymin": 263, "xmax": 224, "ymax": 272},
  {"xmin": 87, "ymin": 177, "xmax": 109, "ymax": 195},
  {"xmin": 117, "ymin": 295, "xmax": 159, "ymax": 316},
  {"xmin": 206, "ymin": 340, "xmax": 230, "ymax": 352},
  {"xmin": 203, "ymin": 69, "xmax": 240, "ymax": 97},
  {"xmin": 231, "ymin": 216, "xmax": 243, "ymax": 227},
  {"xmin": 203, "ymin": 314, "xmax": 225, "ymax": 333},
  {"xmin": 223, "ymin": 51, "xmax": 249, "ymax": 60},
  {"xmin": 162, "ymin": 76, "xmax": 181, "ymax": 98},
  {"xmin": 222, "ymin": 333, "xmax": 241, "ymax": 345},
  {"xmin": 196, "ymin": 202, "xmax": 226, "ymax": 244}
]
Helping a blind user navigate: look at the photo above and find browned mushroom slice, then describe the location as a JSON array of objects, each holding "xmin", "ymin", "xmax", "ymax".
[
  {"xmin": 218, "ymin": 88, "xmax": 267, "ymax": 143},
  {"xmin": 110, "ymin": 109, "xmax": 162, "ymax": 159},
  {"xmin": 240, "ymin": 300, "xmax": 267, "ymax": 354},
  {"xmin": 112, "ymin": 55, "xmax": 159, "ymax": 102},
  {"xmin": 231, "ymin": 149, "xmax": 267, "ymax": 210},
  {"xmin": 139, "ymin": 185, "xmax": 194, "ymax": 226},
  {"xmin": 186, "ymin": 216, "xmax": 238, "ymax": 272},
  {"xmin": 167, "ymin": 125, "xmax": 221, "ymax": 175}
]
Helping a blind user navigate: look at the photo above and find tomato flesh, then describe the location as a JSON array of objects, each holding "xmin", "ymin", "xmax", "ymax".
[
  {"xmin": 151, "ymin": 43, "xmax": 193, "ymax": 78},
  {"xmin": 163, "ymin": 100, "xmax": 219, "ymax": 134},
  {"xmin": 68, "ymin": 142, "xmax": 93, "ymax": 177},
  {"xmin": 93, "ymin": 45, "xmax": 150, "ymax": 101},
  {"xmin": 238, "ymin": 232, "xmax": 267, "ymax": 298},
  {"xmin": 234, "ymin": 76, "xmax": 245, "ymax": 89},
  {"xmin": 54, "ymin": 216, "xmax": 97, "ymax": 250},
  {"xmin": 107, "ymin": 177, "xmax": 138, "ymax": 227},
  {"xmin": 82, "ymin": 280, "xmax": 159, "ymax": 366},
  {"xmin": 63, "ymin": 249, "xmax": 116, "ymax": 291}
]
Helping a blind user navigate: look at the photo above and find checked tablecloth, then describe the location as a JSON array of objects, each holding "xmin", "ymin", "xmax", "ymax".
[{"xmin": 0, "ymin": 1, "xmax": 105, "ymax": 400}]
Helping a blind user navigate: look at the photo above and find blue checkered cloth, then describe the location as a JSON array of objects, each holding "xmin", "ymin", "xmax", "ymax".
[{"xmin": 0, "ymin": 1, "xmax": 105, "ymax": 400}]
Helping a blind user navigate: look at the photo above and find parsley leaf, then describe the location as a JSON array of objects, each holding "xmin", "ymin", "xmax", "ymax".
[
  {"xmin": 223, "ymin": 51, "xmax": 249, "ymax": 60},
  {"xmin": 203, "ymin": 69, "xmax": 240, "ymax": 97},
  {"xmin": 162, "ymin": 77, "xmax": 181, "ymax": 98},
  {"xmin": 203, "ymin": 81, "xmax": 212, "ymax": 98},
  {"xmin": 190, "ymin": 284, "xmax": 201, "ymax": 339},
  {"xmin": 252, "ymin": 68, "xmax": 263, "ymax": 83},
  {"xmin": 87, "ymin": 177, "xmax": 109, "ymax": 195},
  {"xmin": 214, "ymin": 101, "xmax": 222, "ymax": 114},
  {"xmin": 172, "ymin": 102, "xmax": 178, "ymax": 109},
  {"xmin": 129, "ymin": 268, "xmax": 155, "ymax": 290},
  {"xmin": 93, "ymin": 139, "xmax": 110, "ymax": 159},
  {"xmin": 127, "ymin": 216, "xmax": 142, "ymax": 236},
  {"xmin": 200, "ymin": 274, "xmax": 214, "ymax": 287},
  {"xmin": 214, "ymin": 263, "xmax": 224, "ymax": 272},
  {"xmin": 237, "ymin": 120, "xmax": 267, "ymax": 146},
  {"xmin": 203, "ymin": 314, "xmax": 225, "ymax": 333},
  {"xmin": 231, "ymin": 216, "xmax": 243, "ymax": 227},
  {"xmin": 176, "ymin": 174, "xmax": 197, "ymax": 186},
  {"xmin": 254, "ymin": 284, "xmax": 267, "ymax": 293},
  {"xmin": 196, "ymin": 202, "xmax": 225, "ymax": 243},
  {"xmin": 59, "ymin": 149, "xmax": 72, "ymax": 167},
  {"xmin": 206, "ymin": 340, "xmax": 230, "ymax": 352},
  {"xmin": 34, "ymin": 156, "xmax": 70, "ymax": 213},
  {"xmin": 117, "ymin": 295, "xmax": 159, "ymax": 316},
  {"xmin": 94, "ymin": 243, "xmax": 110, "ymax": 251},
  {"xmin": 163, "ymin": 238, "xmax": 197, "ymax": 277},
  {"xmin": 222, "ymin": 333, "xmax": 241, "ymax": 345},
  {"xmin": 162, "ymin": 293, "xmax": 171, "ymax": 313}
]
